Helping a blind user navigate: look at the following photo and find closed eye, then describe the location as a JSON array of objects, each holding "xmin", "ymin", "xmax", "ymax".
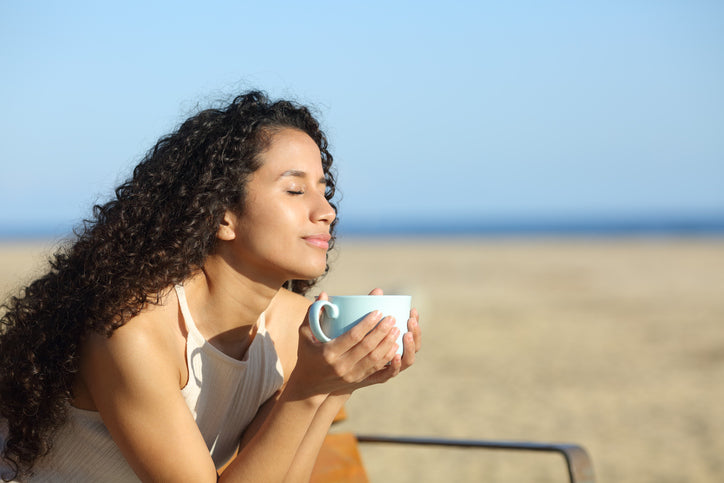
[{"xmin": 287, "ymin": 190, "xmax": 304, "ymax": 195}]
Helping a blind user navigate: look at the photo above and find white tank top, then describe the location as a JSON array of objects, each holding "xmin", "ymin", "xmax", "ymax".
[{"xmin": 9, "ymin": 285, "xmax": 284, "ymax": 482}]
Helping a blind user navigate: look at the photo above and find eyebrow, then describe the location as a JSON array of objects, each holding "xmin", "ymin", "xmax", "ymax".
[{"xmin": 280, "ymin": 170, "xmax": 327, "ymax": 184}]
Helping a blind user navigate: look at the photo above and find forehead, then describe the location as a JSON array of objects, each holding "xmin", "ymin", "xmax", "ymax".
[{"xmin": 256, "ymin": 128, "xmax": 322, "ymax": 170}]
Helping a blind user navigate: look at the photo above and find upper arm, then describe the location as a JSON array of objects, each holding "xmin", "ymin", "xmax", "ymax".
[
  {"xmin": 79, "ymin": 316, "xmax": 217, "ymax": 482},
  {"xmin": 234, "ymin": 290, "xmax": 310, "ymax": 449}
]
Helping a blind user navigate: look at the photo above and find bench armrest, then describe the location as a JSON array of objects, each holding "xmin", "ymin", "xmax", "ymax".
[{"xmin": 355, "ymin": 435, "xmax": 595, "ymax": 483}]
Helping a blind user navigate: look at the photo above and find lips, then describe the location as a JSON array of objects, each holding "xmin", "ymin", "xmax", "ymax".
[{"xmin": 303, "ymin": 233, "xmax": 331, "ymax": 249}]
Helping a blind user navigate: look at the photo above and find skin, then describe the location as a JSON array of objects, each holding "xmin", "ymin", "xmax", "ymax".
[{"xmin": 71, "ymin": 128, "xmax": 422, "ymax": 482}]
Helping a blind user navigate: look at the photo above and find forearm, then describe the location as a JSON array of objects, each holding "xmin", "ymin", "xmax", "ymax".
[
  {"xmin": 219, "ymin": 387, "xmax": 326, "ymax": 482},
  {"xmin": 284, "ymin": 392, "xmax": 351, "ymax": 482}
]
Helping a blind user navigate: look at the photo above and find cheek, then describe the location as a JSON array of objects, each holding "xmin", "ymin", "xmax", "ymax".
[
  {"xmin": 243, "ymin": 209, "xmax": 297, "ymax": 252},
  {"xmin": 238, "ymin": 195, "xmax": 305, "ymax": 252}
]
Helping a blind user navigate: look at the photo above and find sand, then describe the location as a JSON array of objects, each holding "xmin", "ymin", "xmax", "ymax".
[{"xmin": 2, "ymin": 237, "xmax": 723, "ymax": 482}]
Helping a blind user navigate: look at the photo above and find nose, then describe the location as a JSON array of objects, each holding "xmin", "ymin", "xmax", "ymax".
[{"xmin": 313, "ymin": 193, "xmax": 336, "ymax": 225}]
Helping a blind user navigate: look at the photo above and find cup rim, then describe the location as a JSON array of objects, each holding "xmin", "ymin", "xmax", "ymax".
[{"xmin": 327, "ymin": 294, "xmax": 411, "ymax": 300}]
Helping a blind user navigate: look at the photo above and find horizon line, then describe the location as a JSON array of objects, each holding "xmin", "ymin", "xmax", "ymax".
[{"xmin": 2, "ymin": 215, "xmax": 724, "ymax": 240}]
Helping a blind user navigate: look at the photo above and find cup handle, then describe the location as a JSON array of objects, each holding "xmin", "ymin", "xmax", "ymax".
[{"xmin": 308, "ymin": 300, "xmax": 339, "ymax": 342}]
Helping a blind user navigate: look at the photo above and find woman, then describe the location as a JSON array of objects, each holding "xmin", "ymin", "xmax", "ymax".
[{"xmin": 0, "ymin": 91, "xmax": 421, "ymax": 482}]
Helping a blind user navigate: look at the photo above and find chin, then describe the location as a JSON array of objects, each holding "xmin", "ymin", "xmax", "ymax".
[
  {"xmin": 305, "ymin": 263, "xmax": 327, "ymax": 280},
  {"xmin": 294, "ymin": 264, "xmax": 328, "ymax": 281},
  {"xmin": 306, "ymin": 268, "xmax": 328, "ymax": 280}
]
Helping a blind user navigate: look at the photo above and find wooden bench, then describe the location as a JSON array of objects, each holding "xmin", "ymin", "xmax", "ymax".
[{"xmin": 310, "ymin": 408, "xmax": 595, "ymax": 483}]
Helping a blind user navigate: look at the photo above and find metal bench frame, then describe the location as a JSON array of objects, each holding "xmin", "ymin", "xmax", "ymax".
[{"xmin": 355, "ymin": 434, "xmax": 595, "ymax": 483}]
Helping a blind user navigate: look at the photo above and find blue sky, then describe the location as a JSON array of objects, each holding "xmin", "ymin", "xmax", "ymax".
[{"xmin": 1, "ymin": 1, "xmax": 723, "ymax": 236}]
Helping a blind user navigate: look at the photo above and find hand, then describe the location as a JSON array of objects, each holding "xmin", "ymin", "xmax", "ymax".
[
  {"xmin": 329, "ymin": 288, "xmax": 423, "ymax": 392},
  {"xmin": 367, "ymin": 288, "xmax": 422, "ymax": 374},
  {"xmin": 289, "ymin": 292, "xmax": 401, "ymax": 399},
  {"xmin": 365, "ymin": 288, "xmax": 421, "ymax": 371}
]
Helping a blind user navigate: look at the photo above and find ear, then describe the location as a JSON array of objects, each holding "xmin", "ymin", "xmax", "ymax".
[{"xmin": 216, "ymin": 210, "xmax": 238, "ymax": 241}]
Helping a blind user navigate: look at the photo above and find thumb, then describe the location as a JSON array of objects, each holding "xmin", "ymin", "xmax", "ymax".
[
  {"xmin": 301, "ymin": 292, "xmax": 329, "ymax": 340},
  {"xmin": 303, "ymin": 292, "xmax": 328, "ymax": 326}
]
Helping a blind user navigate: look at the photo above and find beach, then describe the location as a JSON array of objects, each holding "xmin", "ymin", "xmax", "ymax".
[{"xmin": 2, "ymin": 237, "xmax": 723, "ymax": 482}]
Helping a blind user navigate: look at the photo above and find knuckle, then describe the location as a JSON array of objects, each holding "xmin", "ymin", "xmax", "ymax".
[
  {"xmin": 321, "ymin": 347, "xmax": 336, "ymax": 362},
  {"xmin": 332, "ymin": 363, "xmax": 346, "ymax": 378},
  {"xmin": 348, "ymin": 324, "xmax": 367, "ymax": 341},
  {"xmin": 360, "ymin": 337, "xmax": 376, "ymax": 353}
]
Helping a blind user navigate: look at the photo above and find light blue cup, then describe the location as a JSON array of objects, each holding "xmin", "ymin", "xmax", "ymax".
[{"xmin": 308, "ymin": 295, "xmax": 412, "ymax": 356}]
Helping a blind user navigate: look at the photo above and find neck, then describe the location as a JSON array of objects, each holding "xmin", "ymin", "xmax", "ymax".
[{"xmin": 183, "ymin": 253, "xmax": 281, "ymax": 358}]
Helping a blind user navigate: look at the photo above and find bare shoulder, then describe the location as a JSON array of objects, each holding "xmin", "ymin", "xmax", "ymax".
[
  {"xmin": 264, "ymin": 288, "xmax": 314, "ymax": 380},
  {"xmin": 74, "ymin": 289, "xmax": 187, "ymax": 409},
  {"xmin": 88, "ymin": 291, "xmax": 181, "ymax": 360},
  {"xmin": 267, "ymin": 288, "xmax": 313, "ymax": 326}
]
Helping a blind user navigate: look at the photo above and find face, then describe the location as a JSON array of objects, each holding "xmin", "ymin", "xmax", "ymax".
[{"xmin": 219, "ymin": 128, "xmax": 336, "ymax": 286}]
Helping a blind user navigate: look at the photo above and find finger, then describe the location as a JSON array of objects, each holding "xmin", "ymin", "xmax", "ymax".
[
  {"xmin": 302, "ymin": 292, "xmax": 329, "ymax": 330},
  {"xmin": 408, "ymin": 309, "xmax": 422, "ymax": 352},
  {"xmin": 299, "ymin": 292, "xmax": 328, "ymax": 340},
  {"xmin": 298, "ymin": 323, "xmax": 320, "ymax": 347},
  {"xmin": 340, "ymin": 316, "xmax": 399, "ymax": 382},
  {"xmin": 329, "ymin": 309, "xmax": 385, "ymax": 354},
  {"xmin": 388, "ymin": 354, "xmax": 403, "ymax": 375},
  {"xmin": 346, "ymin": 315, "xmax": 398, "ymax": 365},
  {"xmin": 368, "ymin": 324, "xmax": 401, "ymax": 371},
  {"xmin": 368, "ymin": 288, "xmax": 384, "ymax": 296},
  {"xmin": 410, "ymin": 307, "xmax": 419, "ymax": 323},
  {"xmin": 374, "ymin": 354, "xmax": 403, "ymax": 383},
  {"xmin": 302, "ymin": 292, "xmax": 332, "ymax": 345},
  {"xmin": 360, "ymin": 355, "xmax": 402, "ymax": 386},
  {"xmin": 400, "ymin": 331, "xmax": 416, "ymax": 370}
]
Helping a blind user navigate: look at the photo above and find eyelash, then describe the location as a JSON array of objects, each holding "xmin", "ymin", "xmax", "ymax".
[{"xmin": 287, "ymin": 190, "xmax": 304, "ymax": 195}]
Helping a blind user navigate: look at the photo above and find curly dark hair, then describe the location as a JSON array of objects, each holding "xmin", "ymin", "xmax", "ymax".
[{"xmin": 0, "ymin": 90, "xmax": 338, "ymax": 481}]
